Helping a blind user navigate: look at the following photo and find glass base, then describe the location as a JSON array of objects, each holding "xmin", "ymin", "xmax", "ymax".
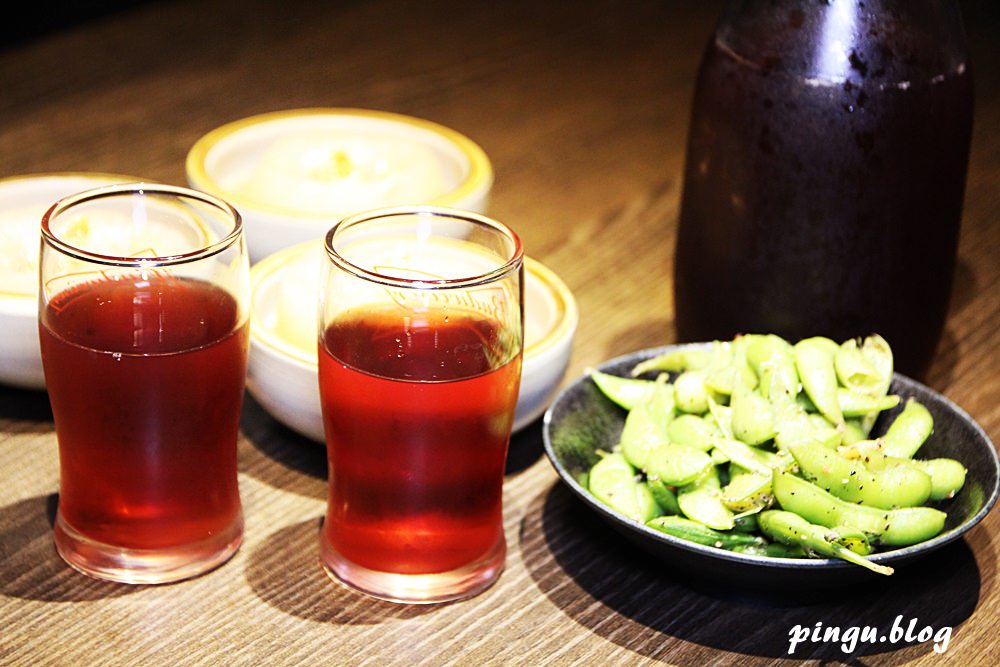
[
  {"xmin": 53, "ymin": 512, "xmax": 244, "ymax": 585},
  {"xmin": 319, "ymin": 533, "xmax": 505, "ymax": 604}
]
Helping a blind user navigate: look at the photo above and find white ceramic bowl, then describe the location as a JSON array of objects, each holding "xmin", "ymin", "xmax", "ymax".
[
  {"xmin": 186, "ymin": 108, "xmax": 494, "ymax": 263},
  {"xmin": 0, "ymin": 172, "xmax": 147, "ymax": 389},
  {"xmin": 247, "ymin": 240, "xmax": 578, "ymax": 442}
]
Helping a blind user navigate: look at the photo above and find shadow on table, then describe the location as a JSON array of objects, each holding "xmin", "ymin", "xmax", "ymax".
[
  {"xmin": 244, "ymin": 516, "xmax": 435, "ymax": 623},
  {"xmin": 521, "ymin": 483, "xmax": 988, "ymax": 663},
  {"xmin": 0, "ymin": 494, "xmax": 137, "ymax": 602},
  {"xmin": 507, "ymin": 417, "xmax": 546, "ymax": 476},
  {"xmin": 238, "ymin": 394, "xmax": 327, "ymax": 500},
  {"xmin": 0, "ymin": 385, "xmax": 53, "ymax": 425}
]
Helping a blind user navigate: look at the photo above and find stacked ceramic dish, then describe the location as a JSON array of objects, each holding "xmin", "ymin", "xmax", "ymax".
[{"xmin": 185, "ymin": 108, "xmax": 579, "ymax": 438}]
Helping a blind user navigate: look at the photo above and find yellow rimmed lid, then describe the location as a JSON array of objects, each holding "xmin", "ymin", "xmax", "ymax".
[
  {"xmin": 249, "ymin": 240, "xmax": 577, "ymax": 368},
  {"xmin": 186, "ymin": 108, "xmax": 494, "ymax": 223},
  {"xmin": 0, "ymin": 171, "xmax": 151, "ymax": 302}
]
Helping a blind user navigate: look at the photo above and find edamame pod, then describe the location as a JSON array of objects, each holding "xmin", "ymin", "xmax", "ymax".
[
  {"xmin": 787, "ymin": 440, "xmax": 932, "ymax": 509},
  {"xmin": 706, "ymin": 396, "xmax": 734, "ymax": 439},
  {"xmin": 793, "ymin": 336, "xmax": 844, "ymax": 425},
  {"xmin": 667, "ymin": 414, "xmax": 720, "ymax": 451},
  {"xmin": 646, "ymin": 443, "xmax": 714, "ymax": 487},
  {"xmin": 837, "ymin": 389, "xmax": 900, "ymax": 417},
  {"xmin": 840, "ymin": 419, "xmax": 867, "ymax": 446},
  {"xmin": 588, "ymin": 451, "xmax": 662, "ymax": 522},
  {"xmin": 882, "ymin": 398, "xmax": 934, "ymax": 458},
  {"xmin": 646, "ymin": 515, "xmax": 763, "ymax": 549},
  {"xmin": 619, "ymin": 378, "xmax": 674, "ymax": 470},
  {"xmin": 853, "ymin": 335, "xmax": 894, "ymax": 435},
  {"xmin": 677, "ymin": 467, "xmax": 735, "ymax": 530},
  {"xmin": 889, "ymin": 457, "xmax": 967, "ymax": 501},
  {"xmin": 773, "ymin": 402, "xmax": 840, "ymax": 452},
  {"xmin": 630, "ymin": 345, "xmax": 719, "ymax": 376},
  {"xmin": 835, "ymin": 335, "xmax": 893, "ymax": 393},
  {"xmin": 745, "ymin": 334, "xmax": 799, "ymax": 404},
  {"xmin": 674, "ymin": 370, "xmax": 710, "ymax": 414},
  {"xmin": 731, "ymin": 382, "xmax": 776, "ymax": 445},
  {"xmin": 590, "ymin": 369, "xmax": 656, "ymax": 410},
  {"xmin": 646, "ymin": 478, "xmax": 681, "ymax": 515},
  {"xmin": 838, "ymin": 440, "xmax": 966, "ymax": 499},
  {"xmin": 704, "ymin": 335, "xmax": 757, "ymax": 397},
  {"xmin": 832, "ymin": 524, "xmax": 874, "ymax": 556},
  {"xmin": 835, "ymin": 338, "xmax": 885, "ymax": 395},
  {"xmin": 721, "ymin": 464, "xmax": 773, "ymax": 513},
  {"xmin": 710, "ymin": 436, "xmax": 791, "ymax": 478},
  {"xmin": 758, "ymin": 510, "xmax": 893, "ymax": 576},
  {"xmin": 771, "ymin": 470, "xmax": 946, "ymax": 546}
]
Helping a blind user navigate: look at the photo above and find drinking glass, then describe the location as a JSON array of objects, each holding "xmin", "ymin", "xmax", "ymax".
[
  {"xmin": 39, "ymin": 183, "xmax": 250, "ymax": 584},
  {"xmin": 318, "ymin": 206, "xmax": 523, "ymax": 603}
]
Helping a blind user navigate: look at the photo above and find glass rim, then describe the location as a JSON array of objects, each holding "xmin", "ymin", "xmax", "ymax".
[
  {"xmin": 40, "ymin": 182, "xmax": 243, "ymax": 267},
  {"xmin": 323, "ymin": 206, "xmax": 524, "ymax": 289}
]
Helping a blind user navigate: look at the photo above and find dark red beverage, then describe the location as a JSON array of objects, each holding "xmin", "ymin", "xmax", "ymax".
[
  {"xmin": 40, "ymin": 273, "xmax": 247, "ymax": 557},
  {"xmin": 318, "ymin": 306, "xmax": 520, "ymax": 576},
  {"xmin": 674, "ymin": 2, "xmax": 974, "ymax": 378}
]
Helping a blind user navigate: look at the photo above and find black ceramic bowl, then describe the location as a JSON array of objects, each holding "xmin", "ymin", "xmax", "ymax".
[{"xmin": 542, "ymin": 344, "xmax": 1000, "ymax": 590}]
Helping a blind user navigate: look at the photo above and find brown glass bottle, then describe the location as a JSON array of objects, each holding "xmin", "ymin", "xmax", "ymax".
[{"xmin": 673, "ymin": 0, "xmax": 974, "ymax": 379}]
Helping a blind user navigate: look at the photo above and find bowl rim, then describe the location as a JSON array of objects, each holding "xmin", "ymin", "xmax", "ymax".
[
  {"xmin": 0, "ymin": 171, "xmax": 151, "ymax": 302},
  {"xmin": 542, "ymin": 342, "xmax": 1000, "ymax": 572},
  {"xmin": 249, "ymin": 240, "xmax": 579, "ymax": 370},
  {"xmin": 185, "ymin": 107, "xmax": 494, "ymax": 221}
]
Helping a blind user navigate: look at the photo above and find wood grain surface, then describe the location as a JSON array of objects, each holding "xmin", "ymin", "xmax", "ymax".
[{"xmin": 2, "ymin": 1, "xmax": 998, "ymax": 665}]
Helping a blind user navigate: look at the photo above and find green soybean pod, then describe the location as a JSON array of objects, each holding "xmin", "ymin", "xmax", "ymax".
[
  {"xmin": 619, "ymin": 378, "xmax": 674, "ymax": 471},
  {"xmin": 646, "ymin": 478, "xmax": 682, "ymax": 515},
  {"xmin": 837, "ymin": 389, "xmax": 900, "ymax": 417},
  {"xmin": 831, "ymin": 524, "xmax": 874, "ymax": 556},
  {"xmin": 590, "ymin": 369, "xmax": 657, "ymax": 411},
  {"xmin": 840, "ymin": 419, "xmax": 867, "ymax": 446},
  {"xmin": 773, "ymin": 400, "xmax": 841, "ymax": 452},
  {"xmin": 646, "ymin": 515, "xmax": 763, "ymax": 549},
  {"xmin": 793, "ymin": 336, "xmax": 844, "ymax": 425},
  {"xmin": 787, "ymin": 439, "xmax": 932, "ymax": 509},
  {"xmin": 710, "ymin": 436, "xmax": 790, "ymax": 478},
  {"xmin": 721, "ymin": 464, "xmax": 773, "ymax": 513},
  {"xmin": 881, "ymin": 398, "xmax": 935, "ymax": 458},
  {"xmin": 852, "ymin": 439, "xmax": 966, "ymax": 500},
  {"xmin": 674, "ymin": 369, "xmax": 710, "ymax": 414},
  {"xmin": 667, "ymin": 414, "xmax": 720, "ymax": 451},
  {"xmin": 887, "ymin": 457, "xmax": 967, "ymax": 501},
  {"xmin": 704, "ymin": 335, "xmax": 758, "ymax": 397},
  {"xmin": 732, "ymin": 512, "xmax": 760, "ymax": 533},
  {"xmin": 731, "ymin": 381, "xmax": 776, "ymax": 446},
  {"xmin": 588, "ymin": 451, "xmax": 662, "ymax": 522},
  {"xmin": 646, "ymin": 443, "xmax": 714, "ymax": 487},
  {"xmin": 771, "ymin": 470, "xmax": 946, "ymax": 547},
  {"xmin": 758, "ymin": 510, "xmax": 894, "ymax": 576},
  {"xmin": 878, "ymin": 506, "xmax": 947, "ymax": 547},
  {"xmin": 677, "ymin": 467, "xmax": 735, "ymax": 531},
  {"xmin": 630, "ymin": 345, "xmax": 720, "ymax": 376},
  {"xmin": 745, "ymin": 333, "xmax": 799, "ymax": 404},
  {"xmin": 839, "ymin": 334, "xmax": 893, "ymax": 393}
]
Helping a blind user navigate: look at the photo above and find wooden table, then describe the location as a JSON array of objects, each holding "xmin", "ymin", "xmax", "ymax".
[{"xmin": 2, "ymin": 1, "xmax": 998, "ymax": 664}]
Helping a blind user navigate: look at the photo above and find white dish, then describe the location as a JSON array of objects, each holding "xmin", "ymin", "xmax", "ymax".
[
  {"xmin": 247, "ymin": 240, "xmax": 578, "ymax": 442},
  {"xmin": 186, "ymin": 108, "xmax": 494, "ymax": 263},
  {"xmin": 0, "ymin": 172, "xmax": 146, "ymax": 389}
]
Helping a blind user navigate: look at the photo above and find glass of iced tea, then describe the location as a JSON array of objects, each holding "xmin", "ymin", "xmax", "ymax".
[
  {"xmin": 318, "ymin": 206, "xmax": 523, "ymax": 604},
  {"xmin": 39, "ymin": 183, "xmax": 250, "ymax": 584}
]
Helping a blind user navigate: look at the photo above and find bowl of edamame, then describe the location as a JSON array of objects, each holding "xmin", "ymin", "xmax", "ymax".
[{"xmin": 542, "ymin": 335, "xmax": 999, "ymax": 589}]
